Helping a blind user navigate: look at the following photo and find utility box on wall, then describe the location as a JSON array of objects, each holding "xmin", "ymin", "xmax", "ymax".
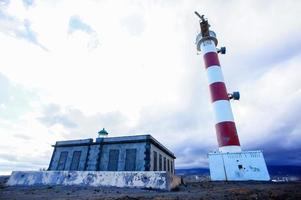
[{"xmin": 208, "ymin": 150, "xmax": 270, "ymax": 181}]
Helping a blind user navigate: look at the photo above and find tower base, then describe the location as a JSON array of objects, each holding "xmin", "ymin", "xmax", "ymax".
[{"xmin": 208, "ymin": 150, "xmax": 270, "ymax": 181}]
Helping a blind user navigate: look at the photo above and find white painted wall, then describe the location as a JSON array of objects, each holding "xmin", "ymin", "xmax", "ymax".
[
  {"xmin": 7, "ymin": 171, "xmax": 181, "ymax": 191},
  {"xmin": 208, "ymin": 150, "xmax": 270, "ymax": 181},
  {"xmin": 208, "ymin": 153, "xmax": 226, "ymax": 180}
]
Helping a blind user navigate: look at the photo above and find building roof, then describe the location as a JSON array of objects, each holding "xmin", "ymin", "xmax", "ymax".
[{"xmin": 53, "ymin": 134, "xmax": 176, "ymax": 159}]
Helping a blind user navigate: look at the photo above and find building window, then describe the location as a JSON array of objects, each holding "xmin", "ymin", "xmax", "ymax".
[
  {"xmin": 171, "ymin": 161, "xmax": 173, "ymax": 174},
  {"xmin": 167, "ymin": 159, "xmax": 170, "ymax": 172},
  {"xmin": 163, "ymin": 157, "xmax": 166, "ymax": 171},
  {"xmin": 57, "ymin": 151, "xmax": 68, "ymax": 170},
  {"xmin": 70, "ymin": 151, "xmax": 81, "ymax": 170},
  {"xmin": 159, "ymin": 154, "xmax": 162, "ymax": 171},
  {"xmin": 108, "ymin": 149, "xmax": 119, "ymax": 171},
  {"xmin": 153, "ymin": 151, "xmax": 157, "ymax": 171},
  {"xmin": 125, "ymin": 149, "xmax": 137, "ymax": 171}
]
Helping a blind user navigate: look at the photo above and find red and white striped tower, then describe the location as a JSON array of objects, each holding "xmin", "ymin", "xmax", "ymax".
[
  {"xmin": 195, "ymin": 13, "xmax": 241, "ymax": 153},
  {"xmin": 194, "ymin": 13, "xmax": 270, "ymax": 181}
]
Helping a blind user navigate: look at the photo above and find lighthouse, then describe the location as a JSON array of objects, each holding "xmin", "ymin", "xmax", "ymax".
[{"xmin": 195, "ymin": 12, "xmax": 270, "ymax": 181}]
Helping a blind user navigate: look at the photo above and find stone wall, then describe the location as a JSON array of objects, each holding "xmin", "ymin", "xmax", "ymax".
[
  {"xmin": 86, "ymin": 144, "xmax": 101, "ymax": 171},
  {"xmin": 99, "ymin": 143, "xmax": 146, "ymax": 171},
  {"xmin": 49, "ymin": 146, "xmax": 90, "ymax": 171},
  {"xmin": 150, "ymin": 144, "xmax": 175, "ymax": 173},
  {"xmin": 48, "ymin": 135, "xmax": 176, "ymax": 173}
]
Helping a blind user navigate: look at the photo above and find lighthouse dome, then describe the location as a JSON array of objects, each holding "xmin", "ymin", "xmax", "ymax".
[{"xmin": 98, "ymin": 128, "xmax": 108, "ymax": 137}]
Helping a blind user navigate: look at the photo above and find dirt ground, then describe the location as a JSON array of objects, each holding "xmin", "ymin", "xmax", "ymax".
[{"xmin": 0, "ymin": 176, "xmax": 300, "ymax": 200}]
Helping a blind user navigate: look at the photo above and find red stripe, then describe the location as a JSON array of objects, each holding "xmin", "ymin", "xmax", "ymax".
[
  {"xmin": 209, "ymin": 82, "xmax": 229, "ymax": 102},
  {"xmin": 203, "ymin": 52, "xmax": 220, "ymax": 68},
  {"xmin": 215, "ymin": 121, "xmax": 240, "ymax": 147}
]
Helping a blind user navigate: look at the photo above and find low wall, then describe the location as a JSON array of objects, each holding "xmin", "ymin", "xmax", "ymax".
[{"xmin": 6, "ymin": 171, "xmax": 181, "ymax": 191}]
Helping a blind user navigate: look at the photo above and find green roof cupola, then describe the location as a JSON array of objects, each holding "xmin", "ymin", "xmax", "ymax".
[{"xmin": 98, "ymin": 128, "xmax": 108, "ymax": 137}]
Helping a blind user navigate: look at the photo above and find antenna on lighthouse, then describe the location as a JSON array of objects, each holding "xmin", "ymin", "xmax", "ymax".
[
  {"xmin": 194, "ymin": 11, "xmax": 204, "ymax": 21},
  {"xmin": 194, "ymin": 12, "xmax": 210, "ymax": 38},
  {"xmin": 195, "ymin": 13, "xmax": 217, "ymax": 51}
]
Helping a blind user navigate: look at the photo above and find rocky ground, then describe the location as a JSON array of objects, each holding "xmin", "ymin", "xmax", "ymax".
[{"xmin": 0, "ymin": 176, "xmax": 300, "ymax": 200}]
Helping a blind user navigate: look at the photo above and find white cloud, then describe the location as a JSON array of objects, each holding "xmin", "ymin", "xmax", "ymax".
[{"xmin": 234, "ymin": 54, "xmax": 301, "ymax": 146}]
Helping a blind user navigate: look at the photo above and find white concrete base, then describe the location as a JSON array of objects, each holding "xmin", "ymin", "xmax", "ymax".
[
  {"xmin": 219, "ymin": 145, "xmax": 241, "ymax": 153},
  {"xmin": 6, "ymin": 171, "xmax": 181, "ymax": 191},
  {"xmin": 208, "ymin": 150, "xmax": 270, "ymax": 181}
]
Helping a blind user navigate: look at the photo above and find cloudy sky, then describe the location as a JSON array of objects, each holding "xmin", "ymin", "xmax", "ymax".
[{"xmin": 1, "ymin": 0, "xmax": 301, "ymax": 174}]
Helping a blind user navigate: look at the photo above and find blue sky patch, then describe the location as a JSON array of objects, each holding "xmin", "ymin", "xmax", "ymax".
[
  {"xmin": 0, "ymin": 9, "xmax": 47, "ymax": 50},
  {"xmin": 68, "ymin": 15, "xmax": 93, "ymax": 34},
  {"xmin": 22, "ymin": 0, "xmax": 34, "ymax": 8}
]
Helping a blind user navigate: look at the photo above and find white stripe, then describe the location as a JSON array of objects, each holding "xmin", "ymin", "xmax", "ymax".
[
  {"xmin": 200, "ymin": 40, "xmax": 217, "ymax": 55},
  {"xmin": 212, "ymin": 100, "xmax": 234, "ymax": 123},
  {"xmin": 206, "ymin": 65, "xmax": 224, "ymax": 84},
  {"xmin": 219, "ymin": 145, "xmax": 241, "ymax": 153}
]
